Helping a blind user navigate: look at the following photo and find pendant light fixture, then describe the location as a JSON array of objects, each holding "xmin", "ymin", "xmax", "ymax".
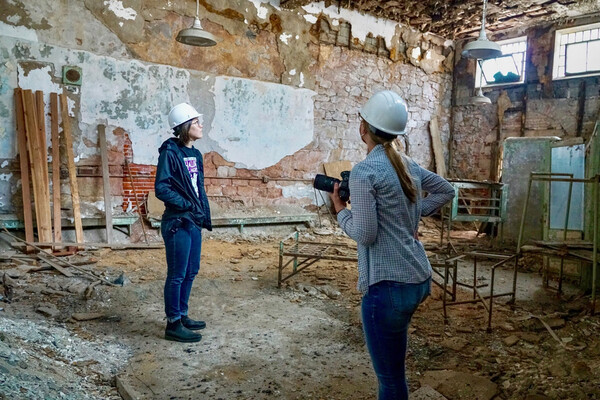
[
  {"xmin": 461, "ymin": 0, "xmax": 501, "ymax": 60},
  {"xmin": 470, "ymin": 59, "xmax": 492, "ymax": 104},
  {"xmin": 470, "ymin": 86, "xmax": 492, "ymax": 105},
  {"xmin": 176, "ymin": 0, "xmax": 217, "ymax": 47}
]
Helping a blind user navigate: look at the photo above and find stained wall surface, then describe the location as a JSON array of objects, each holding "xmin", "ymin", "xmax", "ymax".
[
  {"xmin": 0, "ymin": 0, "xmax": 453, "ymax": 219},
  {"xmin": 451, "ymin": 16, "xmax": 600, "ymax": 182}
]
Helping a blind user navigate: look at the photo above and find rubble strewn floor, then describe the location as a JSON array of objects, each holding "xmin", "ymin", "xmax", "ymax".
[{"xmin": 1, "ymin": 220, "xmax": 599, "ymax": 400}]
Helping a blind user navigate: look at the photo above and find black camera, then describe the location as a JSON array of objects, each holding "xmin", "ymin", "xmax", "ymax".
[{"xmin": 313, "ymin": 171, "xmax": 350, "ymax": 202}]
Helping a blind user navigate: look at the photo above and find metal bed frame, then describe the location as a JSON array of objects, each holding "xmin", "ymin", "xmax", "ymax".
[
  {"xmin": 277, "ymin": 231, "xmax": 357, "ymax": 287},
  {"xmin": 517, "ymin": 173, "xmax": 599, "ymax": 313},
  {"xmin": 432, "ymin": 251, "xmax": 518, "ymax": 332}
]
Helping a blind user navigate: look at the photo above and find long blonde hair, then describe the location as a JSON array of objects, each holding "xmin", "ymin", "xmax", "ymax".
[{"xmin": 366, "ymin": 126, "xmax": 417, "ymax": 203}]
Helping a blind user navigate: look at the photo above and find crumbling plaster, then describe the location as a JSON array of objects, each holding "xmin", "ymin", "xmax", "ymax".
[{"xmin": 0, "ymin": 0, "xmax": 453, "ymax": 215}]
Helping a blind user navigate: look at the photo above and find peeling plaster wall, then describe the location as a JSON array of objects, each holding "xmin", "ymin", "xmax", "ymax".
[
  {"xmin": 210, "ymin": 76, "xmax": 315, "ymax": 169},
  {"xmin": 0, "ymin": 0, "xmax": 454, "ymax": 218},
  {"xmin": 451, "ymin": 17, "xmax": 600, "ymax": 181}
]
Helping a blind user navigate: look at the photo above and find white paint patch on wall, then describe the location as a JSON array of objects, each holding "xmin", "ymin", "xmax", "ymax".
[
  {"xmin": 1, "ymin": 35, "xmax": 193, "ymax": 164},
  {"xmin": 0, "ymin": 173, "xmax": 12, "ymax": 181},
  {"xmin": 80, "ymin": 58, "xmax": 191, "ymax": 164},
  {"xmin": 0, "ymin": 21, "xmax": 38, "ymax": 42},
  {"xmin": 279, "ymin": 32, "xmax": 292, "ymax": 44},
  {"xmin": 248, "ymin": 0, "xmax": 270, "ymax": 19},
  {"xmin": 17, "ymin": 65, "xmax": 62, "ymax": 93},
  {"xmin": 280, "ymin": 183, "xmax": 318, "ymax": 203},
  {"xmin": 104, "ymin": 0, "xmax": 137, "ymax": 20},
  {"xmin": 210, "ymin": 76, "xmax": 315, "ymax": 170},
  {"xmin": 303, "ymin": 14, "xmax": 317, "ymax": 24},
  {"xmin": 302, "ymin": 2, "xmax": 400, "ymax": 48},
  {"xmin": 17, "ymin": 65, "xmax": 63, "ymax": 157},
  {"xmin": 1, "ymin": 161, "xmax": 8, "ymax": 168}
]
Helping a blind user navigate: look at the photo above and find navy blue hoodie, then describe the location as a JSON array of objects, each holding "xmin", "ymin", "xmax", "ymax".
[{"xmin": 155, "ymin": 137, "xmax": 212, "ymax": 231}]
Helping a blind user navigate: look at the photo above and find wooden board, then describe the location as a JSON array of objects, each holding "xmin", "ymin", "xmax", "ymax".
[
  {"xmin": 22, "ymin": 90, "xmax": 53, "ymax": 243},
  {"xmin": 146, "ymin": 190, "xmax": 165, "ymax": 220},
  {"xmin": 50, "ymin": 93, "xmax": 62, "ymax": 246},
  {"xmin": 323, "ymin": 161, "xmax": 352, "ymax": 180},
  {"xmin": 59, "ymin": 93, "xmax": 84, "ymax": 244},
  {"xmin": 14, "ymin": 89, "xmax": 34, "ymax": 251},
  {"xmin": 429, "ymin": 117, "xmax": 446, "ymax": 178},
  {"xmin": 98, "ymin": 124, "xmax": 113, "ymax": 244}
]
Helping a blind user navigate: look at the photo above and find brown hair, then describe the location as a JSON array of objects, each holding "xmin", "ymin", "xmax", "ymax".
[
  {"xmin": 173, "ymin": 119, "xmax": 193, "ymax": 145},
  {"xmin": 366, "ymin": 123, "xmax": 418, "ymax": 203}
]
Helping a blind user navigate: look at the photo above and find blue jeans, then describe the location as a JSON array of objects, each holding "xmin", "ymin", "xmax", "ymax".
[
  {"xmin": 161, "ymin": 218, "xmax": 202, "ymax": 323},
  {"xmin": 361, "ymin": 278, "xmax": 431, "ymax": 400}
]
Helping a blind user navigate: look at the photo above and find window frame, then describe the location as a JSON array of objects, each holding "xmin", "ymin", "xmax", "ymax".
[
  {"xmin": 552, "ymin": 22, "xmax": 600, "ymax": 80},
  {"xmin": 475, "ymin": 36, "xmax": 528, "ymax": 89}
]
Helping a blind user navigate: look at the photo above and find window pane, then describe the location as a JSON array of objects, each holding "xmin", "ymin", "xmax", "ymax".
[
  {"xmin": 566, "ymin": 42, "xmax": 588, "ymax": 74},
  {"xmin": 513, "ymin": 53, "xmax": 523, "ymax": 74},
  {"xmin": 559, "ymin": 45, "xmax": 566, "ymax": 56},
  {"xmin": 478, "ymin": 38, "xmax": 526, "ymax": 86},
  {"xmin": 592, "ymin": 29, "xmax": 599, "ymax": 40},
  {"xmin": 583, "ymin": 30, "xmax": 591, "ymax": 41},
  {"xmin": 560, "ymin": 33, "xmax": 567, "ymax": 45},
  {"xmin": 568, "ymin": 33, "xmax": 576, "ymax": 43},
  {"xmin": 588, "ymin": 41, "xmax": 600, "ymax": 72},
  {"xmin": 519, "ymin": 41, "xmax": 527, "ymax": 52},
  {"xmin": 575, "ymin": 31, "xmax": 583, "ymax": 42}
]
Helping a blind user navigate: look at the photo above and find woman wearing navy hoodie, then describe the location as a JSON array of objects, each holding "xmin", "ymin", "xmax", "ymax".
[{"xmin": 155, "ymin": 103, "xmax": 212, "ymax": 343}]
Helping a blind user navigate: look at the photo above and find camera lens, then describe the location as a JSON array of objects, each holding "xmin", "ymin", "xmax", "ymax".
[{"xmin": 313, "ymin": 174, "xmax": 340, "ymax": 193}]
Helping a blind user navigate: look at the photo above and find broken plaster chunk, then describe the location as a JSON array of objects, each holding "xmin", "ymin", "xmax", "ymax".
[
  {"xmin": 317, "ymin": 285, "xmax": 341, "ymax": 299},
  {"xmin": 411, "ymin": 385, "xmax": 448, "ymax": 400},
  {"xmin": 36, "ymin": 303, "xmax": 60, "ymax": 318},
  {"xmin": 421, "ymin": 370, "xmax": 498, "ymax": 400},
  {"xmin": 503, "ymin": 335, "xmax": 520, "ymax": 347}
]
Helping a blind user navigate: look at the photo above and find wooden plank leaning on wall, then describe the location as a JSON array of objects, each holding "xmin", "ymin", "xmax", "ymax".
[
  {"xmin": 98, "ymin": 124, "xmax": 113, "ymax": 244},
  {"xmin": 13, "ymin": 89, "xmax": 34, "ymax": 252},
  {"xmin": 50, "ymin": 93, "xmax": 62, "ymax": 248},
  {"xmin": 21, "ymin": 89, "xmax": 53, "ymax": 244},
  {"xmin": 59, "ymin": 93, "xmax": 84, "ymax": 245}
]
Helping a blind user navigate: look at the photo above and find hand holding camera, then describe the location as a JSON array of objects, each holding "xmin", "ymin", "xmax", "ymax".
[{"xmin": 313, "ymin": 170, "xmax": 350, "ymax": 213}]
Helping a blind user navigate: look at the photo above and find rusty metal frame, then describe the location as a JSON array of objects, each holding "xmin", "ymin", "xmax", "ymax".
[
  {"xmin": 517, "ymin": 173, "xmax": 599, "ymax": 314},
  {"xmin": 434, "ymin": 251, "xmax": 518, "ymax": 332},
  {"xmin": 277, "ymin": 231, "xmax": 357, "ymax": 287}
]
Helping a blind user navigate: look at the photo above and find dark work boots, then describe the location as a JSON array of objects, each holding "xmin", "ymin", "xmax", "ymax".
[
  {"xmin": 165, "ymin": 319, "xmax": 202, "ymax": 343},
  {"xmin": 181, "ymin": 315, "xmax": 206, "ymax": 330}
]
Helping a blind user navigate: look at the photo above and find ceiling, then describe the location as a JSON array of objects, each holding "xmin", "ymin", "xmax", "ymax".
[{"xmin": 280, "ymin": 0, "xmax": 600, "ymax": 39}]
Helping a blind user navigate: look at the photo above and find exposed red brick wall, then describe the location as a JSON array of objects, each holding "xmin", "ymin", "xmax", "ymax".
[
  {"xmin": 121, "ymin": 133, "xmax": 156, "ymax": 214},
  {"xmin": 118, "ymin": 140, "xmax": 313, "ymax": 212}
]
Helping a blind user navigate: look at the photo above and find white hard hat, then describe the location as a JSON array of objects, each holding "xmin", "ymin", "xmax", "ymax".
[
  {"xmin": 168, "ymin": 103, "xmax": 201, "ymax": 130},
  {"xmin": 359, "ymin": 90, "xmax": 408, "ymax": 136}
]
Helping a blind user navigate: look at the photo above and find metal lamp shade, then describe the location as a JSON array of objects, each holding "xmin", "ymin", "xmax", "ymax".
[
  {"xmin": 470, "ymin": 87, "xmax": 492, "ymax": 104},
  {"xmin": 176, "ymin": 17, "xmax": 217, "ymax": 47},
  {"xmin": 461, "ymin": 37, "xmax": 502, "ymax": 60}
]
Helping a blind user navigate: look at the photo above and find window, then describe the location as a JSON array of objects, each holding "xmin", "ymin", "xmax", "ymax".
[
  {"xmin": 475, "ymin": 36, "xmax": 527, "ymax": 87},
  {"xmin": 553, "ymin": 22, "xmax": 600, "ymax": 79}
]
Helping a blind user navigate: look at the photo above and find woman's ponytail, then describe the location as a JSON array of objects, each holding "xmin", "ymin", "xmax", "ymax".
[{"xmin": 368, "ymin": 127, "xmax": 417, "ymax": 203}]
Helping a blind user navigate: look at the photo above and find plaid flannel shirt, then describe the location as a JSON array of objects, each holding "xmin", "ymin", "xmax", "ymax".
[{"xmin": 337, "ymin": 145, "xmax": 455, "ymax": 294}]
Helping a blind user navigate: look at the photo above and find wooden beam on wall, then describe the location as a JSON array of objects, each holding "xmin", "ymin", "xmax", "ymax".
[
  {"xmin": 22, "ymin": 89, "xmax": 53, "ymax": 243},
  {"xmin": 50, "ymin": 93, "xmax": 62, "ymax": 247},
  {"xmin": 98, "ymin": 124, "xmax": 113, "ymax": 244},
  {"xmin": 14, "ymin": 88, "xmax": 34, "ymax": 251},
  {"xmin": 429, "ymin": 116, "xmax": 447, "ymax": 178},
  {"xmin": 59, "ymin": 93, "xmax": 84, "ymax": 245},
  {"xmin": 35, "ymin": 91, "xmax": 52, "ymax": 234}
]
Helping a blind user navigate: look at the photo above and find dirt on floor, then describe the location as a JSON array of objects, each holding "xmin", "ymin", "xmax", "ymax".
[{"xmin": 0, "ymin": 219, "xmax": 599, "ymax": 400}]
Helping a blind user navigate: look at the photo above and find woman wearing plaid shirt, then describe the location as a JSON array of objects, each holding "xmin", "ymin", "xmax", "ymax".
[{"xmin": 329, "ymin": 91, "xmax": 454, "ymax": 400}]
